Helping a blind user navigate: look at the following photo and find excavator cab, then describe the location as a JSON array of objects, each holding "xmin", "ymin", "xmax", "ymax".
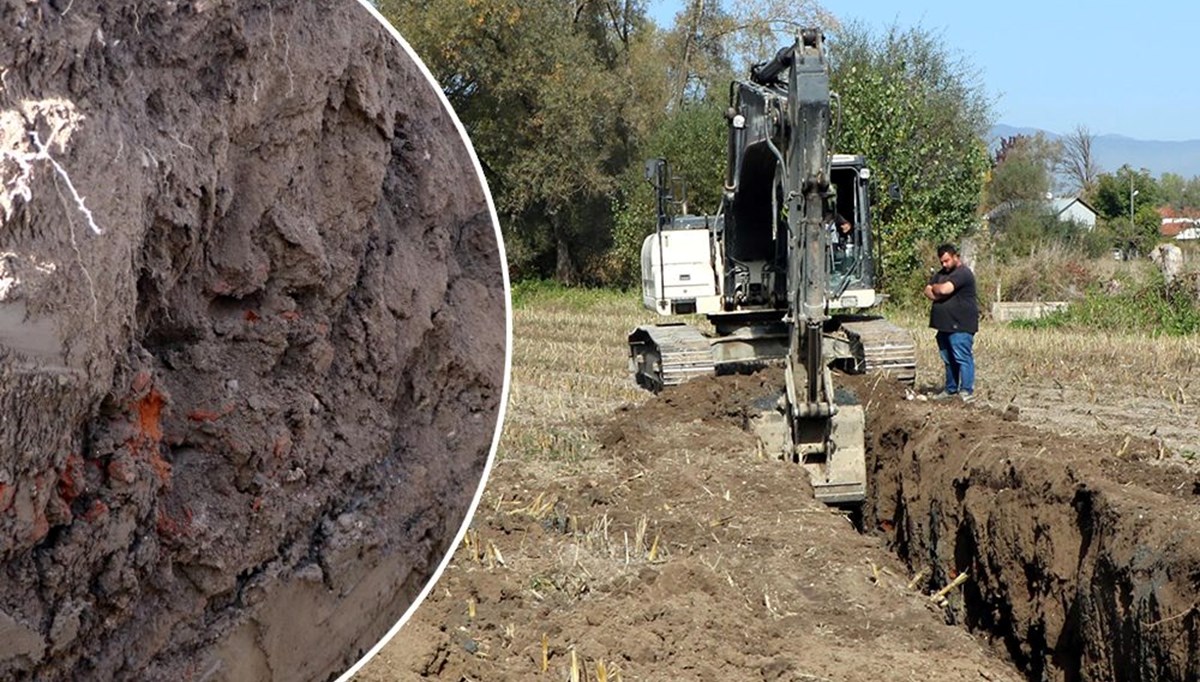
[{"xmin": 826, "ymin": 154, "xmax": 877, "ymax": 310}]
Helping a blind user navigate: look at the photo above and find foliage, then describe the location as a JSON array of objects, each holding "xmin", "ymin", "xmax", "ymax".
[
  {"xmin": 1159, "ymin": 172, "xmax": 1187, "ymax": 209},
  {"xmin": 973, "ymin": 243, "xmax": 1123, "ymax": 304},
  {"xmin": 986, "ymin": 202, "xmax": 1108, "ymax": 261},
  {"xmin": 509, "ymin": 278, "xmax": 633, "ymax": 309},
  {"xmin": 608, "ymin": 102, "xmax": 727, "ymax": 284},
  {"xmin": 828, "ymin": 21, "xmax": 992, "ymax": 296},
  {"xmin": 1092, "ymin": 165, "xmax": 1158, "ymax": 220},
  {"xmin": 1013, "ymin": 274, "xmax": 1200, "ymax": 336},
  {"xmin": 661, "ymin": 0, "xmax": 833, "ymax": 107},
  {"xmin": 985, "ymin": 134, "xmax": 1060, "ymax": 209},
  {"xmin": 381, "ymin": 0, "xmax": 659, "ymax": 283}
]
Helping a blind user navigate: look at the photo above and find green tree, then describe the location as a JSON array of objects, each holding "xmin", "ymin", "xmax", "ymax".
[
  {"xmin": 828, "ymin": 21, "xmax": 992, "ymax": 295},
  {"xmin": 1093, "ymin": 166, "xmax": 1162, "ymax": 257},
  {"xmin": 1093, "ymin": 166, "xmax": 1158, "ymax": 220},
  {"xmin": 609, "ymin": 101, "xmax": 727, "ymax": 283},
  {"xmin": 1184, "ymin": 176, "xmax": 1200, "ymax": 209},
  {"xmin": 985, "ymin": 133, "xmax": 1061, "ymax": 209},
  {"xmin": 381, "ymin": 0, "xmax": 660, "ymax": 283},
  {"xmin": 1159, "ymin": 172, "xmax": 1186, "ymax": 209}
]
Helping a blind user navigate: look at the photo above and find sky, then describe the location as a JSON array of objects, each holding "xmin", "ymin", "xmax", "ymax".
[{"xmin": 648, "ymin": 0, "xmax": 1200, "ymax": 142}]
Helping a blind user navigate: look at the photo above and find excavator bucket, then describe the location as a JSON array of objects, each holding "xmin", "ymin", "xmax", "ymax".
[
  {"xmin": 751, "ymin": 401, "xmax": 867, "ymax": 506},
  {"xmin": 803, "ymin": 405, "xmax": 866, "ymax": 505}
]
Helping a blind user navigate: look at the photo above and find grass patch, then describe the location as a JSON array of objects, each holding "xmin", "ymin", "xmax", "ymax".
[
  {"xmin": 510, "ymin": 279, "xmax": 637, "ymax": 311},
  {"xmin": 1011, "ymin": 281, "xmax": 1200, "ymax": 336}
]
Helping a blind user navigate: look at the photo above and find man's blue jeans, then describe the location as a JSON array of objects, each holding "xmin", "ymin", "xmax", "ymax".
[{"xmin": 935, "ymin": 331, "xmax": 975, "ymax": 394}]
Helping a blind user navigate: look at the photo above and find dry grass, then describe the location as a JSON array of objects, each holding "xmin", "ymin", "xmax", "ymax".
[
  {"xmin": 504, "ymin": 285, "xmax": 1198, "ymax": 460},
  {"xmin": 890, "ymin": 308, "xmax": 1200, "ymax": 401},
  {"xmin": 501, "ymin": 288, "xmax": 655, "ymax": 464}
]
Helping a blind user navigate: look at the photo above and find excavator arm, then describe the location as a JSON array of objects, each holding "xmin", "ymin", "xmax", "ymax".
[{"xmin": 779, "ymin": 30, "xmax": 839, "ymax": 454}]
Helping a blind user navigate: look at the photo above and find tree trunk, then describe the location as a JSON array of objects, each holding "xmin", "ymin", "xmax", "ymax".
[
  {"xmin": 676, "ymin": 0, "xmax": 705, "ymax": 108},
  {"xmin": 553, "ymin": 214, "xmax": 577, "ymax": 284}
]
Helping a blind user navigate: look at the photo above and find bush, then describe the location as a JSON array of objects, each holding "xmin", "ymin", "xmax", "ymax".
[{"xmin": 1013, "ymin": 273, "xmax": 1200, "ymax": 336}]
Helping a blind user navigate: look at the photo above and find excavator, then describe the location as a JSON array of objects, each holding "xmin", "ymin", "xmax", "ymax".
[{"xmin": 628, "ymin": 30, "xmax": 915, "ymax": 505}]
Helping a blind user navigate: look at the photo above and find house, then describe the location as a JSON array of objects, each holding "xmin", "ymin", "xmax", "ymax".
[
  {"xmin": 982, "ymin": 195, "xmax": 1098, "ymax": 230},
  {"xmin": 1159, "ymin": 206, "xmax": 1200, "ymax": 241},
  {"xmin": 1048, "ymin": 196, "xmax": 1098, "ymax": 229}
]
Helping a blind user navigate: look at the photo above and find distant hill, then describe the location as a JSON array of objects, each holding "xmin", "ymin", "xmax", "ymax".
[{"xmin": 990, "ymin": 124, "xmax": 1200, "ymax": 179}]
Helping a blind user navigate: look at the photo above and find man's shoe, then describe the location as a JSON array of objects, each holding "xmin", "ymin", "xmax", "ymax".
[
  {"xmin": 960, "ymin": 392, "xmax": 975, "ymax": 403},
  {"xmin": 931, "ymin": 391, "xmax": 956, "ymax": 401}
]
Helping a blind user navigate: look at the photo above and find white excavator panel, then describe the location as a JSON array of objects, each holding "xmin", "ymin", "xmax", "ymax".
[{"xmin": 641, "ymin": 229, "xmax": 721, "ymax": 315}]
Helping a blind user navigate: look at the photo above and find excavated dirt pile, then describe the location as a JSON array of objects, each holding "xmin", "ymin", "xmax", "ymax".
[
  {"xmin": 855, "ymin": 376, "xmax": 1200, "ymax": 682},
  {"xmin": 0, "ymin": 1, "xmax": 505, "ymax": 680},
  {"xmin": 365, "ymin": 374, "xmax": 1026, "ymax": 682},
  {"xmin": 371, "ymin": 373, "xmax": 1198, "ymax": 682}
]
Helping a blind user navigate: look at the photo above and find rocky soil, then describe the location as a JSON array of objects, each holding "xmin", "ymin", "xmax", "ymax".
[{"xmin": 1, "ymin": 1, "xmax": 505, "ymax": 679}]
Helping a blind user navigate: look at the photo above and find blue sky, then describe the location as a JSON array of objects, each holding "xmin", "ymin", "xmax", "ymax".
[{"xmin": 648, "ymin": 1, "xmax": 1199, "ymax": 142}]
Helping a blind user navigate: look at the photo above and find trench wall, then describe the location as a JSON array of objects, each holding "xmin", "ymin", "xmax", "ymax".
[
  {"xmin": 865, "ymin": 402, "xmax": 1200, "ymax": 682},
  {"xmin": 0, "ymin": 1, "xmax": 504, "ymax": 679}
]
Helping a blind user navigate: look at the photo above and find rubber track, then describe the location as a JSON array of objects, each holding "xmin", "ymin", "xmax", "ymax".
[
  {"xmin": 629, "ymin": 324, "xmax": 715, "ymax": 392},
  {"xmin": 840, "ymin": 318, "xmax": 916, "ymax": 384}
]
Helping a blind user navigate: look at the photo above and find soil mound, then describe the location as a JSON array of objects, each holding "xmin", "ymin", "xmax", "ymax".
[
  {"xmin": 367, "ymin": 374, "xmax": 1024, "ymax": 681},
  {"xmin": 372, "ymin": 369, "xmax": 1200, "ymax": 681},
  {"xmin": 1, "ymin": 2, "xmax": 505, "ymax": 679}
]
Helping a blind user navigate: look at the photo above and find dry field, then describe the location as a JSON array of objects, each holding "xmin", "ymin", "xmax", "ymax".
[{"xmin": 356, "ymin": 286, "xmax": 1200, "ymax": 681}]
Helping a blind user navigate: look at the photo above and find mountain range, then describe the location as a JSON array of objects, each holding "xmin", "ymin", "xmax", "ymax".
[{"xmin": 991, "ymin": 124, "xmax": 1200, "ymax": 179}]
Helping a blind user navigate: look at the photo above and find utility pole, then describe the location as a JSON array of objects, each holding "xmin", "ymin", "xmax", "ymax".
[
  {"xmin": 1128, "ymin": 174, "xmax": 1140, "ymax": 259},
  {"xmin": 1129, "ymin": 174, "xmax": 1139, "ymax": 226}
]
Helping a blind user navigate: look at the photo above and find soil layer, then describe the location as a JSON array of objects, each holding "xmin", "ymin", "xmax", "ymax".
[
  {"xmin": 855, "ymin": 375, "xmax": 1200, "ymax": 682},
  {"xmin": 1, "ymin": 2, "xmax": 505, "ymax": 679}
]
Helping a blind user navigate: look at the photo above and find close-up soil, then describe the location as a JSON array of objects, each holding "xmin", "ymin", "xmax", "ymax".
[
  {"xmin": 1, "ymin": 1, "xmax": 505, "ymax": 680},
  {"xmin": 365, "ymin": 370, "xmax": 1199, "ymax": 681}
]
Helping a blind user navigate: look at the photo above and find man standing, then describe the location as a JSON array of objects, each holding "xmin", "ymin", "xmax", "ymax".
[{"xmin": 923, "ymin": 244, "xmax": 979, "ymax": 402}]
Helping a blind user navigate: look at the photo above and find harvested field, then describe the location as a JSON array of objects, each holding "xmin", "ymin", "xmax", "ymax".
[{"xmin": 361, "ymin": 289, "xmax": 1200, "ymax": 681}]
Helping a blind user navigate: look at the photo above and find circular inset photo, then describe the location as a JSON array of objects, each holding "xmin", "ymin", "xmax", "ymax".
[{"xmin": 0, "ymin": 1, "xmax": 508, "ymax": 680}]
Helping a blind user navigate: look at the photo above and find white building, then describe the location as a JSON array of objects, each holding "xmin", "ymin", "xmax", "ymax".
[{"xmin": 1048, "ymin": 196, "xmax": 1098, "ymax": 229}]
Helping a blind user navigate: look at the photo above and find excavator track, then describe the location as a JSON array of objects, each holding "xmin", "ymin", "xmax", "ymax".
[
  {"xmin": 628, "ymin": 324, "xmax": 715, "ymax": 393},
  {"xmin": 839, "ymin": 318, "xmax": 916, "ymax": 384}
]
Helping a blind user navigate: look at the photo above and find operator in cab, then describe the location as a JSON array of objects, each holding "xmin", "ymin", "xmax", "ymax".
[{"xmin": 829, "ymin": 213, "xmax": 855, "ymax": 274}]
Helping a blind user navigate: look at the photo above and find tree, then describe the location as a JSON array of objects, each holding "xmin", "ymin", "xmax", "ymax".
[
  {"xmin": 1159, "ymin": 172, "xmax": 1186, "ymax": 209},
  {"xmin": 828, "ymin": 21, "xmax": 992, "ymax": 293},
  {"xmin": 1093, "ymin": 165, "xmax": 1158, "ymax": 221},
  {"xmin": 381, "ymin": 0, "xmax": 661, "ymax": 283},
  {"xmin": 662, "ymin": 0, "xmax": 832, "ymax": 108},
  {"xmin": 985, "ymin": 133, "xmax": 1060, "ymax": 209},
  {"xmin": 1093, "ymin": 166, "xmax": 1161, "ymax": 258},
  {"xmin": 609, "ymin": 101, "xmax": 727, "ymax": 283},
  {"xmin": 1184, "ymin": 176, "xmax": 1200, "ymax": 209},
  {"xmin": 1059, "ymin": 125, "xmax": 1101, "ymax": 197}
]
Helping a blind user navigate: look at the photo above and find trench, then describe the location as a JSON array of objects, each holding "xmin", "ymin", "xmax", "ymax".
[{"xmin": 855, "ymin": 379, "xmax": 1200, "ymax": 682}]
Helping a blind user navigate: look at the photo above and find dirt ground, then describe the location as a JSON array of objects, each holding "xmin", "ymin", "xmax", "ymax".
[{"xmin": 359, "ymin": 362, "xmax": 1200, "ymax": 681}]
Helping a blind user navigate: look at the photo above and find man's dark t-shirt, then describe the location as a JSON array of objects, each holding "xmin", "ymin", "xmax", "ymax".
[{"xmin": 929, "ymin": 265, "xmax": 979, "ymax": 334}]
